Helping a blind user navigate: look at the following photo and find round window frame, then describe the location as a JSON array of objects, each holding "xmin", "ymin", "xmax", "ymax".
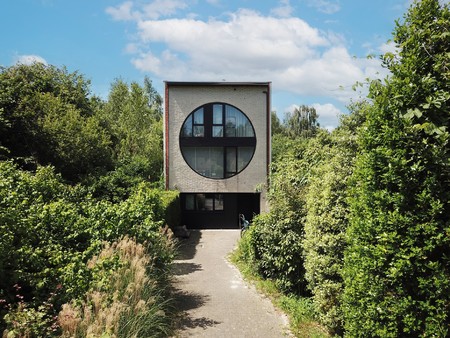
[{"xmin": 179, "ymin": 102, "xmax": 257, "ymax": 180}]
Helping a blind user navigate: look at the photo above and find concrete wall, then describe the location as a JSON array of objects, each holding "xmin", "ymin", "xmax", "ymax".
[{"xmin": 165, "ymin": 82, "xmax": 270, "ymax": 210}]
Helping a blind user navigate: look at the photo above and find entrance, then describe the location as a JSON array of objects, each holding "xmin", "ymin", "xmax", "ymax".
[{"xmin": 180, "ymin": 193, "xmax": 260, "ymax": 229}]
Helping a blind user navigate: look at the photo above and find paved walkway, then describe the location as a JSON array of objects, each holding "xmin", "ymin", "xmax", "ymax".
[{"xmin": 172, "ymin": 230, "xmax": 290, "ymax": 337}]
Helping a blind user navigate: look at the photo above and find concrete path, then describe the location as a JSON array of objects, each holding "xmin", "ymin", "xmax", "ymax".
[{"xmin": 172, "ymin": 230, "xmax": 290, "ymax": 337}]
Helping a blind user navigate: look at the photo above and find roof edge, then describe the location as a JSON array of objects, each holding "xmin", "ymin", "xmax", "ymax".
[{"xmin": 164, "ymin": 81, "xmax": 271, "ymax": 86}]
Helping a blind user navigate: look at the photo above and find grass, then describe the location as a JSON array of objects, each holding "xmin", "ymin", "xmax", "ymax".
[
  {"xmin": 58, "ymin": 236, "xmax": 174, "ymax": 338},
  {"xmin": 229, "ymin": 233, "xmax": 329, "ymax": 338}
]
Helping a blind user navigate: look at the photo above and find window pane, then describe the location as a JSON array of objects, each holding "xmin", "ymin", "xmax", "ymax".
[
  {"xmin": 193, "ymin": 125, "xmax": 204, "ymax": 137},
  {"xmin": 185, "ymin": 194, "xmax": 195, "ymax": 210},
  {"xmin": 196, "ymin": 194, "xmax": 205, "ymax": 210},
  {"xmin": 238, "ymin": 147, "xmax": 254, "ymax": 171},
  {"xmin": 213, "ymin": 105, "xmax": 223, "ymax": 124},
  {"xmin": 194, "ymin": 108, "xmax": 204, "ymax": 124},
  {"xmin": 204, "ymin": 194, "xmax": 214, "ymax": 211},
  {"xmin": 225, "ymin": 116, "xmax": 236, "ymax": 137},
  {"xmin": 181, "ymin": 115, "xmax": 192, "ymax": 137},
  {"xmin": 215, "ymin": 194, "xmax": 224, "ymax": 210},
  {"xmin": 212, "ymin": 126, "xmax": 223, "ymax": 137},
  {"xmin": 209, "ymin": 147, "xmax": 224, "ymax": 178},
  {"xmin": 225, "ymin": 105, "xmax": 254, "ymax": 137},
  {"xmin": 226, "ymin": 147, "xmax": 237, "ymax": 177},
  {"xmin": 183, "ymin": 147, "xmax": 224, "ymax": 178}
]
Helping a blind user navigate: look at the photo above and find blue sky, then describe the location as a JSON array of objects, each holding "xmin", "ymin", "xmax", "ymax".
[{"xmin": 1, "ymin": 0, "xmax": 412, "ymax": 129}]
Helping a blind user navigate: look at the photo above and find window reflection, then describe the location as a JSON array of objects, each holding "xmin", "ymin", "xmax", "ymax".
[{"xmin": 180, "ymin": 103, "xmax": 256, "ymax": 179}]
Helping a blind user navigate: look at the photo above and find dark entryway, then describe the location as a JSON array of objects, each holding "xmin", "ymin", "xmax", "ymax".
[{"xmin": 180, "ymin": 193, "xmax": 260, "ymax": 229}]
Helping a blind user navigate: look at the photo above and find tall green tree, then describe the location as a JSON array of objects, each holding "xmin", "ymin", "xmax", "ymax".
[
  {"xmin": 343, "ymin": 1, "xmax": 450, "ymax": 336},
  {"xmin": 284, "ymin": 105, "xmax": 319, "ymax": 138},
  {"xmin": 302, "ymin": 101, "xmax": 367, "ymax": 335},
  {"xmin": 0, "ymin": 63, "xmax": 113, "ymax": 181},
  {"xmin": 100, "ymin": 77, "xmax": 163, "ymax": 182}
]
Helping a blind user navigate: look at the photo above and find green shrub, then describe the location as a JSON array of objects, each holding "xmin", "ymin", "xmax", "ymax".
[
  {"xmin": 0, "ymin": 162, "xmax": 174, "ymax": 335},
  {"xmin": 343, "ymin": 1, "xmax": 450, "ymax": 336},
  {"xmin": 302, "ymin": 108, "xmax": 364, "ymax": 335}
]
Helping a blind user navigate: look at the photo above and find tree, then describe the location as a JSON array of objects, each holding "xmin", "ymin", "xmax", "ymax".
[
  {"xmin": 99, "ymin": 77, "xmax": 163, "ymax": 183},
  {"xmin": 0, "ymin": 63, "xmax": 113, "ymax": 181},
  {"xmin": 302, "ymin": 102, "xmax": 367, "ymax": 335},
  {"xmin": 284, "ymin": 105, "xmax": 319, "ymax": 138},
  {"xmin": 343, "ymin": 1, "xmax": 450, "ymax": 336}
]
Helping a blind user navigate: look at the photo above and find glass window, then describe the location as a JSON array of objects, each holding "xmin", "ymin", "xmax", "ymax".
[
  {"xmin": 215, "ymin": 194, "xmax": 224, "ymax": 210},
  {"xmin": 238, "ymin": 147, "xmax": 254, "ymax": 171},
  {"xmin": 185, "ymin": 194, "xmax": 195, "ymax": 210},
  {"xmin": 183, "ymin": 147, "xmax": 224, "ymax": 178},
  {"xmin": 194, "ymin": 108, "xmax": 204, "ymax": 124},
  {"xmin": 181, "ymin": 115, "xmax": 192, "ymax": 137},
  {"xmin": 204, "ymin": 195, "xmax": 214, "ymax": 211},
  {"xmin": 184, "ymin": 194, "xmax": 225, "ymax": 211},
  {"xmin": 180, "ymin": 103, "xmax": 256, "ymax": 179},
  {"xmin": 193, "ymin": 125, "xmax": 204, "ymax": 137},
  {"xmin": 212, "ymin": 126, "xmax": 223, "ymax": 137},
  {"xmin": 225, "ymin": 116, "xmax": 236, "ymax": 137},
  {"xmin": 196, "ymin": 194, "xmax": 206, "ymax": 210},
  {"xmin": 226, "ymin": 105, "xmax": 254, "ymax": 137},
  {"xmin": 226, "ymin": 147, "xmax": 237, "ymax": 177},
  {"xmin": 213, "ymin": 105, "xmax": 223, "ymax": 124}
]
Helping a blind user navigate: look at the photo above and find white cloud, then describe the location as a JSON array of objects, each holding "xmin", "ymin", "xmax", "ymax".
[
  {"xmin": 141, "ymin": 0, "xmax": 188, "ymax": 20},
  {"xmin": 106, "ymin": 0, "xmax": 187, "ymax": 21},
  {"xmin": 306, "ymin": 0, "xmax": 341, "ymax": 14},
  {"xmin": 312, "ymin": 103, "xmax": 342, "ymax": 130},
  {"xmin": 271, "ymin": 0, "xmax": 294, "ymax": 18},
  {"xmin": 15, "ymin": 54, "xmax": 48, "ymax": 65},
  {"xmin": 107, "ymin": 1, "xmax": 388, "ymax": 122},
  {"xmin": 106, "ymin": 1, "xmax": 139, "ymax": 21}
]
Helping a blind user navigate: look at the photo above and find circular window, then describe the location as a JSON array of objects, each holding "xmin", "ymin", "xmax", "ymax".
[{"xmin": 179, "ymin": 102, "xmax": 256, "ymax": 179}]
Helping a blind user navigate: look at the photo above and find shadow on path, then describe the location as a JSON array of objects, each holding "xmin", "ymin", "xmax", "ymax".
[
  {"xmin": 172, "ymin": 289, "xmax": 221, "ymax": 330},
  {"xmin": 172, "ymin": 231, "xmax": 221, "ymax": 332}
]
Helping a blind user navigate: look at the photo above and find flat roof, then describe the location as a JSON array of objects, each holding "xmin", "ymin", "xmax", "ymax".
[{"xmin": 165, "ymin": 81, "xmax": 271, "ymax": 86}]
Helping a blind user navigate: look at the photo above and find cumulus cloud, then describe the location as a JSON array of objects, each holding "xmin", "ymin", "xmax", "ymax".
[
  {"xmin": 106, "ymin": 0, "xmax": 388, "ymax": 126},
  {"xmin": 306, "ymin": 0, "xmax": 341, "ymax": 14},
  {"xmin": 106, "ymin": 1, "xmax": 138, "ymax": 21},
  {"xmin": 15, "ymin": 54, "xmax": 48, "ymax": 65},
  {"xmin": 271, "ymin": 0, "xmax": 294, "ymax": 18},
  {"xmin": 106, "ymin": 0, "xmax": 187, "ymax": 21}
]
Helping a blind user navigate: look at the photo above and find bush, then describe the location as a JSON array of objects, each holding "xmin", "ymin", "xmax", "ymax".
[
  {"xmin": 302, "ymin": 108, "xmax": 364, "ymax": 335},
  {"xmin": 343, "ymin": 1, "xmax": 450, "ymax": 336},
  {"xmin": 0, "ymin": 162, "xmax": 174, "ymax": 335}
]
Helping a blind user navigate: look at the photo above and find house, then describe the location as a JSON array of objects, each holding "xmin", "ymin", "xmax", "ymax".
[{"xmin": 164, "ymin": 81, "xmax": 271, "ymax": 229}]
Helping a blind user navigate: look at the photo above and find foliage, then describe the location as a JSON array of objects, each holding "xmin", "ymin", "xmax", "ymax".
[
  {"xmin": 99, "ymin": 78, "xmax": 163, "ymax": 182},
  {"xmin": 284, "ymin": 105, "xmax": 320, "ymax": 139},
  {"xmin": 302, "ymin": 104, "xmax": 366, "ymax": 335},
  {"xmin": 247, "ymin": 133, "xmax": 330, "ymax": 294},
  {"xmin": 58, "ymin": 237, "xmax": 173, "ymax": 338},
  {"xmin": 343, "ymin": 0, "xmax": 450, "ymax": 336},
  {"xmin": 0, "ymin": 161, "xmax": 174, "ymax": 335},
  {"xmin": 0, "ymin": 63, "xmax": 113, "ymax": 181}
]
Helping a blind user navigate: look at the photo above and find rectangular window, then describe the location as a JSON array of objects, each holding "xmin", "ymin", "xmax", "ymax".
[
  {"xmin": 213, "ymin": 105, "xmax": 223, "ymax": 124},
  {"xmin": 184, "ymin": 194, "xmax": 225, "ymax": 211},
  {"xmin": 212, "ymin": 126, "xmax": 223, "ymax": 137},
  {"xmin": 226, "ymin": 147, "xmax": 237, "ymax": 177},
  {"xmin": 214, "ymin": 194, "xmax": 224, "ymax": 210},
  {"xmin": 193, "ymin": 108, "xmax": 204, "ymax": 137},
  {"xmin": 185, "ymin": 194, "xmax": 195, "ymax": 210}
]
